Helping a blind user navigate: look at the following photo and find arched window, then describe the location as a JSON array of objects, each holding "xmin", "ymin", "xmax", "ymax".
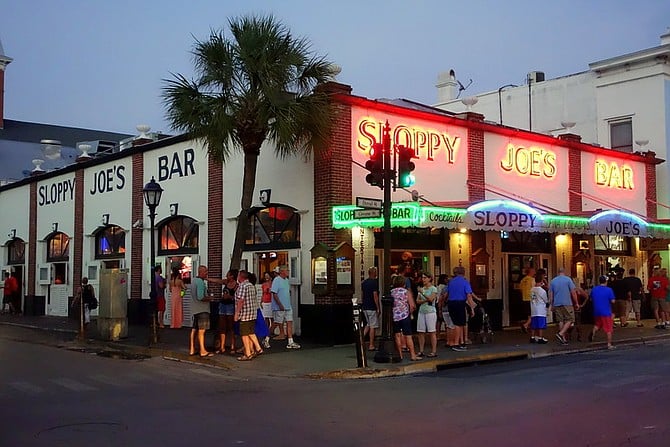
[
  {"xmin": 158, "ymin": 216, "xmax": 199, "ymax": 255},
  {"xmin": 95, "ymin": 225, "xmax": 126, "ymax": 258},
  {"xmin": 46, "ymin": 232, "xmax": 70, "ymax": 262},
  {"xmin": 246, "ymin": 205, "xmax": 300, "ymax": 250},
  {"xmin": 7, "ymin": 238, "xmax": 25, "ymax": 265}
]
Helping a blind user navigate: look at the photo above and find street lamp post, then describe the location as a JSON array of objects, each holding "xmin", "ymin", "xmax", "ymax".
[{"xmin": 143, "ymin": 176, "xmax": 163, "ymax": 345}]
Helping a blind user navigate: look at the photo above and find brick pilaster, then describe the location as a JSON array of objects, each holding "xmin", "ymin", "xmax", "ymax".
[
  {"xmin": 467, "ymin": 126, "xmax": 485, "ymax": 202},
  {"xmin": 130, "ymin": 153, "xmax": 144, "ymax": 299},
  {"xmin": 28, "ymin": 183, "xmax": 37, "ymax": 296},
  {"xmin": 72, "ymin": 169, "xmax": 84, "ymax": 288},
  {"xmin": 645, "ymin": 151, "xmax": 658, "ymax": 219},
  {"xmin": 568, "ymin": 147, "xmax": 582, "ymax": 213}
]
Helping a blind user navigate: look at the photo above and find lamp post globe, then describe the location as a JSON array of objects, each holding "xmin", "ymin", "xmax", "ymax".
[{"xmin": 142, "ymin": 176, "xmax": 163, "ymax": 344}]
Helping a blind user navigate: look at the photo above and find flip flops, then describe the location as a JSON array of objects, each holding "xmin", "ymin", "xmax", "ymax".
[
  {"xmin": 199, "ymin": 352, "xmax": 214, "ymax": 358},
  {"xmin": 237, "ymin": 355, "xmax": 254, "ymax": 361}
]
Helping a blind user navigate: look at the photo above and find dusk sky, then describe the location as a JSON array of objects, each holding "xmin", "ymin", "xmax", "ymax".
[{"xmin": 1, "ymin": 0, "xmax": 669, "ymax": 135}]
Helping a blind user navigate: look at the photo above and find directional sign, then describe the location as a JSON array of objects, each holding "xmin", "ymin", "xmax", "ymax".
[
  {"xmin": 353, "ymin": 209, "xmax": 382, "ymax": 219},
  {"xmin": 356, "ymin": 197, "xmax": 383, "ymax": 209}
]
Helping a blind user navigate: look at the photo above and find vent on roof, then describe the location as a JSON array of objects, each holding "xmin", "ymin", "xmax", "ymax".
[{"xmin": 76, "ymin": 140, "xmax": 117, "ymax": 157}]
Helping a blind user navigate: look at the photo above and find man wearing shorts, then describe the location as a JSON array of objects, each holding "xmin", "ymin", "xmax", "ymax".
[
  {"xmin": 271, "ymin": 265, "xmax": 300, "ymax": 349},
  {"xmin": 361, "ymin": 267, "xmax": 380, "ymax": 351},
  {"xmin": 589, "ymin": 275, "xmax": 616, "ymax": 349},
  {"xmin": 549, "ymin": 268, "xmax": 578, "ymax": 345},
  {"xmin": 444, "ymin": 266, "xmax": 475, "ymax": 352},
  {"xmin": 622, "ymin": 268, "xmax": 644, "ymax": 327},
  {"xmin": 189, "ymin": 265, "xmax": 214, "ymax": 357},
  {"xmin": 234, "ymin": 270, "xmax": 262, "ymax": 361},
  {"xmin": 647, "ymin": 268, "xmax": 669, "ymax": 329}
]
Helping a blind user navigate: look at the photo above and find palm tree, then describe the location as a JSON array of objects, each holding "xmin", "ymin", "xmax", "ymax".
[{"xmin": 163, "ymin": 15, "xmax": 339, "ymax": 270}]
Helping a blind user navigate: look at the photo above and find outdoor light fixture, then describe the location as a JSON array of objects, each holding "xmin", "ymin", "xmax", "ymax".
[{"xmin": 143, "ymin": 176, "xmax": 163, "ymax": 345}]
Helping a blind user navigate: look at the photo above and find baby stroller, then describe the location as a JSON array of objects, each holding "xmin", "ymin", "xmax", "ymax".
[{"xmin": 468, "ymin": 298, "xmax": 494, "ymax": 344}]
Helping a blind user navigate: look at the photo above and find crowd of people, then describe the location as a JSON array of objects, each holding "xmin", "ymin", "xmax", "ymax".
[
  {"xmin": 187, "ymin": 264, "xmax": 300, "ymax": 361},
  {"xmin": 361, "ymin": 262, "xmax": 670, "ymax": 356}
]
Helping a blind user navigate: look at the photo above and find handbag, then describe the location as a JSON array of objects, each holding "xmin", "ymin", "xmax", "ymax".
[{"xmin": 254, "ymin": 308, "xmax": 270, "ymax": 338}]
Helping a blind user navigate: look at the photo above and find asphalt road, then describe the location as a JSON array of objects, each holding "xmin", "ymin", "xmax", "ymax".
[{"xmin": 1, "ymin": 327, "xmax": 669, "ymax": 447}]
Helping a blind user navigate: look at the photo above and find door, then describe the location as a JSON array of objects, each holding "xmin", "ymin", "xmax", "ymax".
[{"xmin": 507, "ymin": 254, "xmax": 540, "ymax": 325}]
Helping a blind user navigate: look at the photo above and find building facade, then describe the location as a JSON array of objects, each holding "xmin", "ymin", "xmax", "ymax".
[{"xmin": 2, "ymin": 81, "xmax": 670, "ymax": 343}]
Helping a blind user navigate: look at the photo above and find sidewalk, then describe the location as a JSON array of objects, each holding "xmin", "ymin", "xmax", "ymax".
[{"xmin": 2, "ymin": 313, "xmax": 669, "ymax": 379}]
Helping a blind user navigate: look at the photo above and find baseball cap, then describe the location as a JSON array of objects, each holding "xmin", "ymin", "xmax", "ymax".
[{"xmin": 599, "ymin": 275, "xmax": 608, "ymax": 283}]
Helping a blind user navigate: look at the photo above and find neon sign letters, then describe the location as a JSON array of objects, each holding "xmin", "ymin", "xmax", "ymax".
[
  {"xmin": 595, "ymin": 160, "xmax": 634, "ymax": 190},
  {"xmin": 357, "ymin": 118, "xmax": 460, "ymax": 164},
  {"xmin": 500, "ymin": 144, "xmax": 556, "ymax": 179}
]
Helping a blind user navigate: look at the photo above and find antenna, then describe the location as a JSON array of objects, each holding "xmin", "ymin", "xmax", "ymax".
[{"xmin": 456, "ymin": 79, "xmax": 473, "ymax": 98}]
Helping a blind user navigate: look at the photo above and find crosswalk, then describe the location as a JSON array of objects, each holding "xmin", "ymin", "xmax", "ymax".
[{"xmin": 1, "ymin": 363, "xmax": 241, "ymax": 398}]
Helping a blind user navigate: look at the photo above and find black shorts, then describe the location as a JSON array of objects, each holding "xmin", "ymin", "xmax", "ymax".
[
  {"xmin": 447, "ymin": 301, "xmax": 467, "ymax": 326},
  {"xmin": 192, "ymin": 312, "xmax": 210, "ymax": 330}
]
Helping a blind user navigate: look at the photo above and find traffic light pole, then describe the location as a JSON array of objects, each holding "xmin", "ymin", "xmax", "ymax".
[{"xmin": 374, "ymin": 120, "xmax": 401, "ymax": 363}]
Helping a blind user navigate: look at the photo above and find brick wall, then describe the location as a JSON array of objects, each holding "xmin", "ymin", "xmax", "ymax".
[
  {"xmin": 208, "ymin": 155, "xmax": 223, "ymax": 288},
  {"xmin": 72, "ymin": 169, "xmax": 84, "ymax": 288},
  {"xmin": 314, "ymin": 85, "xmax": 354, "ymax": 305},
  {"xmin": 28, "ymin": 182, "xmax": 37, "ymax": 296},
  {"xmin": 568, "ymin": 147, "xmax": 582, "ymax": 213},
  {"xmin": 130, "ymin": 153, "xmax": 144, "ymax": 299},
  {"xmin": 646, "ymin": 151, "xmax": 658, "ymax": 219},
  {"xmin": 466, "ymin": 116, "xmax": 485, "ymax": 202}
]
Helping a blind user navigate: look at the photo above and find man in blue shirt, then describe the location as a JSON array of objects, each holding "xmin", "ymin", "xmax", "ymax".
[
  {"xmin": 549, "ymin": 268, "xmax": 578, "ymax": 345},
  {"xmin": 589, "ymin": 275, "xmax": 616, "ymax": 349},
  {"xmin": 445, "ymin": 266, "xmax": 476, "ymax": 352},
  {"xmin": 361, "ymin": 266, "xmax": 380, "ymax": 351}
]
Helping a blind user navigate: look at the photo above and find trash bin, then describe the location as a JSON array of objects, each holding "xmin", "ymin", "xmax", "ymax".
[{"xmin": 97, "ymin": 270, "xmax": 128, "ymax": 340}]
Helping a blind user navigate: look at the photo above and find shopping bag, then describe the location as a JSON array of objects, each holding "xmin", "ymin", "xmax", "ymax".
[{"xmin": 254, "ymin": 308, "xmax": 270, "ymax": 338}]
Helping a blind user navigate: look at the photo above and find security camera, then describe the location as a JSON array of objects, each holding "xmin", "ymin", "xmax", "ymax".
[{"xmin": 132, "ymin": 219, "xmax": 143, "ymax": 229}]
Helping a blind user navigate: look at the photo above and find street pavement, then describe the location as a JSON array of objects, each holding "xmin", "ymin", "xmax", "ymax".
[{"xmin": 2, "ymin": 312, "xmax": 670, "ymax": 379}]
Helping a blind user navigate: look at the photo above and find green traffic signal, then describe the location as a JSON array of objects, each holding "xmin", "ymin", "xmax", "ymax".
[{"xmin": 397, "ymin": 145, "xmax": 416, "ymax": 188}]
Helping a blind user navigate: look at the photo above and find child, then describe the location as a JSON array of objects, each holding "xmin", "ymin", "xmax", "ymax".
[
  {"xmin": 589, "ymin": 275, "xmax": 616, "ymax": 349},
  {"xmin": 529, "ymin": 273, "xmax": 549, "ymax": 344}
]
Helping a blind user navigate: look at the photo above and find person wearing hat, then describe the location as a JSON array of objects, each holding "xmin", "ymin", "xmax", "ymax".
[{"xmin": 588, "ymin": 275, "xmax": 616, "ymax": 349}]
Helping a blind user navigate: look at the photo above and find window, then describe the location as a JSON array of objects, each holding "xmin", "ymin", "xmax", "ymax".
[
  {"xmin": 610, "ymin": 119, "xmax": 632, "ymax": 152},
  {"xmin": 246, "ymin": 206, "xmax": 300, "ymax": 249},
  {"xmin": 95, "ymin": 225, "xmax": 126, "ymax": 258},
  {"xmin": 7, "ymin": 238, "xmax": 25, "ymax": 265},
  {"xmin": 595, "ymin": 235, "xmax": 630, "ymax": 255},
  {"xmin": 46, "ymin": 232, "xmax": 70, "ymax": 262},
  {"xmin": 158, "ymin": 216, "xmax": 199, "ymax": 255}
]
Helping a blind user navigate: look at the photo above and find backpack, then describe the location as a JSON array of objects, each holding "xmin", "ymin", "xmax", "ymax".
[{"xmin": 83, "ymin": 284, "xmax": 98, "ymax": 310}]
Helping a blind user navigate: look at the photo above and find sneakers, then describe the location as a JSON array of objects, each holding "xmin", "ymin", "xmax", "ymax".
[
  {"xmin": 536, "ymin": 337, "xmax": 548, "ymax": 344},
  {"xmin": 655, "ymin": 324, "xmax": 666, "ymax": 330},
  {"xmin": 286, "ymin": 342, "xmax": 301, "ymax": 349},
  {"xmin": 529, "ymin": 337, "xmax": 537, "ymax": 344},
  {"xmin": 262, "ymin": 338, "xmax": 271, "ymax": 349},
  {"xmin": 450, "ymin": 345, "xmax": 467, "ymax": 352},
  {"xmin": 555, "ymin": 333, "xmax": 568, "ymax": 345}
]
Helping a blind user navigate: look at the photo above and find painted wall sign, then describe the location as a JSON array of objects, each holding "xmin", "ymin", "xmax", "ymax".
[
  {"xmin": 357, "ymin": 117, "xmax": 461, "ymax": 164},
  {"xmin": 422, "ymin": 208, "xmax": 465, "ymax": 229},
  {"xmin": 595, "ymin": 160, "xmax": 634, "ymax": 190},
  {"xmin": 500, "ymin": 144, "xmax": 556, "ymax": 179},
  {"xmin": 465, "ymin": 200, "xmax": 543, "ymax": 232},
  {"xmin": 38, "ymin": 179, "xmax": 75, "ymax": 206},
  {"xmin": 89, "ymin": 165, "xmax": 126, "ymax": 195},
  {"xmin": 589, "ymin": 210, "xmax": 646, "ymax": 237},
  {"xmin": 158, "ymin": 148, "xmax": 196, "ymax": 181}
]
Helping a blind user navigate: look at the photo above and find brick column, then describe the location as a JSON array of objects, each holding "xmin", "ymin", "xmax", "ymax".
[
  {"xmin": 559, "ymin": 134, "xmax": 583, "ymax": 213},
  {"xmin": 208, "ymin": 155, "xmax": 223, "ymax": 287},
  {"xmin": 131, "ymin": 153, "xmax": 144, "ymax": 300},
  {"xmin": 72, "ymin": 169, "xmax": 84, "ymax": 288},
  {"xmin": 645, "ymin": 151, "xmax": 658, "ymax": 219},
  {"xmin": 464, "ymin": 114, "xmax": 485, "ymax": 202},
  {"xmin": 28, "ymin": 183, "xmax": 37, "ymax": 296}
]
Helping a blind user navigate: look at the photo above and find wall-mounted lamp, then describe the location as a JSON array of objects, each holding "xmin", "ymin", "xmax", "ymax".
[
  {"xmin": 8, "ymin": 229, "xmax": 16, "ymax": 239},
  {"xmin": 101, "ymin": 214, "xmax": 110, "ymax": 226},
  {"xmin": 51, "ymin": 222, "xmax": 58, "ymax": 232},
  {"xmin": 169, "ymin": 203, "xmax": 178, "ymax": 216},
  {"xmin": 259, "ymin": 189, "xmax": 272, "ymax": 206}
]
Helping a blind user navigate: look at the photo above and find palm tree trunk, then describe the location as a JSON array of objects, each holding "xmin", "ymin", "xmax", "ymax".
[{"xmin": 229, "ymin": 150, "xmax": 259, "ymax": 271}]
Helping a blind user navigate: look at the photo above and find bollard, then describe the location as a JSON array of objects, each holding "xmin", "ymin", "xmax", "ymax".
[
  {"xmin": 352, "ymin": 300, "xmax": 367, "ymax": 367},
  {"xmin": 374, "ymin": 295, "xmax": 402, "ymax": 363}
]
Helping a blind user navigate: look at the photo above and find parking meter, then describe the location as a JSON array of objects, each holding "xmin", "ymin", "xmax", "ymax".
[{"xmin": 352, "ymin": 299, "xmax": 367, "ymax": 367}]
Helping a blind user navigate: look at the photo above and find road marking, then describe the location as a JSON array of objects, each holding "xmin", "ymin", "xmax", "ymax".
[
  {"xmin": 49, "ymin": 377, "xmax": 97, "ymax": 391},
  {"xmin": 8, "ymin": 381, "xmax": 44, "ymax": 395}
]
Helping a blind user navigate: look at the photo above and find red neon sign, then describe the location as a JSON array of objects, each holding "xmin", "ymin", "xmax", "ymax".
[
  {"xmin": 500, "ymin": 144, "xmax": 556, "ymax": 179},
  {"xmin": 595, "ymin": 160, "xmax": 634, "ymax": 190},
  {"xmin": 356, "ymin": 118, "xmax": 460, "ymax": 164}
]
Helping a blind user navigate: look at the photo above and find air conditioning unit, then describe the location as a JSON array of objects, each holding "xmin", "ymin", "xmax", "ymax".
[
  {"xmin": 527, "ymin": 71, "xmax": 545, "ymax": 84},
  {"xmin": 76, "ymin": 140, "xmax": 118, "ymax": 156}
]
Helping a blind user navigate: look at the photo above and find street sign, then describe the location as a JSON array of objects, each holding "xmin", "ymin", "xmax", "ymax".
[
  {"xmin": 353, "ymin": 209, "xmax": 382, "ymax": 219},
  {"xmin": 356, "ymin": 197, "xmax": 383, "ymax": 209}
]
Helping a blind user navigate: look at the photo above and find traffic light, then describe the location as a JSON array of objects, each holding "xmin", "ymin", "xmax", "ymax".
[
  {"xmin": 365, "ymin": 143, "xmax": 384, "ymax": 188},
  {"xmin": 396, "ymin": 145, "xmax": 416, "ymax": 188}
]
